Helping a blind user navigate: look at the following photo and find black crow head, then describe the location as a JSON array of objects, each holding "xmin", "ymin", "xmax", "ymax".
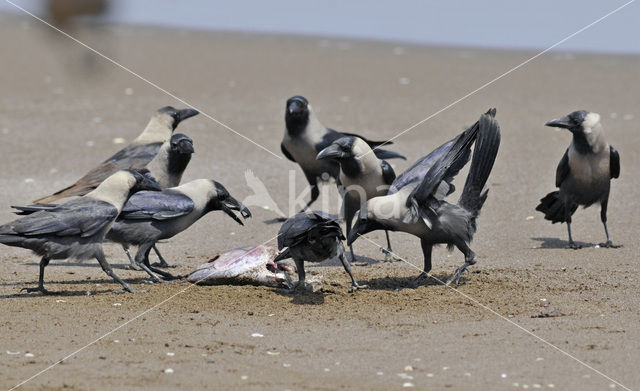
[
  {"xmin": 316, "ymin": 136, "xmax": 356, "ymax": 161},
  {"xmin": 169, "ymin": 133, "xmax": 195, "ymax": 155},
  {"xmin": 206, "ymin": 181, "xmax": 252, "ymax": 225}
]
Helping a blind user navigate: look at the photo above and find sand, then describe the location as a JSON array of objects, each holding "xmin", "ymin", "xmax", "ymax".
[{"xmin": 0, "ymin": 13, "xmax": 639, "ymax": 391}]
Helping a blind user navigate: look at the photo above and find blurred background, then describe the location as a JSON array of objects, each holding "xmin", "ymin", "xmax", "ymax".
[{"xmin": 0, "ymin": 0, "xmax": 638, "ymax": 53}]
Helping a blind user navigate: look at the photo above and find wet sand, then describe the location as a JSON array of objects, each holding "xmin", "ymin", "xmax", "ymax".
[{"xmin": 0, "ymin": 14, "xmax": 639, "ymax": 391}]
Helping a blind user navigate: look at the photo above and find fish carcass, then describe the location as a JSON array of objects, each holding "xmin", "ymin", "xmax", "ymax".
[{"xmin": 187, "ymin": 245, "xmax": 295, "ymax": 287}]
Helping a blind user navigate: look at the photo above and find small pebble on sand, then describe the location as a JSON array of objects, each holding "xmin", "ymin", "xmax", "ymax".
[
  {"xmin": 526, "ymin": 216, "xmax": 534, "ymax": 220},
  {"xmin": 24, "ymin": 178, "xmax": 34, "ymax": 183},
  {"xmin": 25, "ymin": 353, "xmax": 34, "ymax": 357},
  {"xmin": 283, "ymin": 363, "xmax": 291, "ymax": 367},
  {"xmin": 113, "ymin": 137, "xmax": 126, "ymax": 144},
  {"xmin": 7, "ymin": 351, "xmax": 20, "ymax": 355},
  {"xmin": 163, "ymin": 368, "xmax": 173, "ymax": 374},
  {"xmin": 399, "ymin": 77, "xmax": 410, "ymax": 85},
  {"xmin": 402, "ymin": 383, "xmax": 414, "ymax": 388},
  {"xmin": 113, "ymin": 303, "xmax": 121, "ymax": 306},
  {"xmin": 124, "ymin": 88, "xmax": 134, "ymax": 95},
  {"xmin": 376, "ymin": 371, "xmax": 384, "ymax": 376},
  {"xmin": 86, "ymin": 141, "xmax": 95, "ymax": 147},
  {"xmin": 240, "ymin": 375, "xmax": 248, "ymax": 380},
  {"xmin": 251, "ymin": 333, "xmax": 264, "ymax": 338},
  {"xmin": 167, "ymin": 352, "xmax": 175, "ymax": 356},
  {"xmin": 404, "ymin": 365, "xmax": 413, "ymax": 372},
  {"xmin": 501, "ymin": 373, "xmax": 508, "ymax": 378}
]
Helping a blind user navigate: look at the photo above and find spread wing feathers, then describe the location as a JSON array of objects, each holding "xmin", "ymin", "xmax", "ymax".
[
  {"xmin": 119, "ymin": 190, "xmax": 195, "ymax": 220},
  {"xmin": 0, "ymin": 199, "xmax": 118, "ymax": 238},
  {"xmin": 610, "ymin": 146, "xmax": 620, "ymax": 179},
  {"xmin": 33, "ymin": 142, "xmax": 162, "ymax": 204},
  {"xmin": 380, "ymin": 160, "xmax": 397, "ymax": 186},
  {"xmin": 399, "ymin": 118, "xmax": 482, "ymax": 228},
  {"xmin": 389, "ymin": 140, "xmax": 456, "ymax": 194},
  {"xmin": 555, "ymin": 149, "xmax": 570, "ymax": 188},
  {"xmin": 277, "ymin": 211, "xmax": 344, "ymax": 250}
]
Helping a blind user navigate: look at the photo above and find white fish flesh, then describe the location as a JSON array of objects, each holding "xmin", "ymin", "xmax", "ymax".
[{"xmin": 187, "ymin": 245, "xmax": 294, "ymax": 287}]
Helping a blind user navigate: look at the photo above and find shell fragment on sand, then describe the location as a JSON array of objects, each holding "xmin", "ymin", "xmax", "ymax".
[{"xmin": 187, "ymin": 245, "xmax": 294, "ymax": 287}]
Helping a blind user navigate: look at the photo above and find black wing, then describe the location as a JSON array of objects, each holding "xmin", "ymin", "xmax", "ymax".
[
  {"xmin": 1, "ymin": 199, "xmax": 118, "ymax": 238},
  {"xmin": 555, "ymin": 149, "xmax": 570, "ymax": 188},
  {"xmin": 610, "ymin": 146, "xmax": 620, "ymax": 179},
  {"xmin": 381, "ymin": 160, "xmax": 396, "ymax": 185},
  {"xmin": 120, "ymin": 190, "xmax": 195, "ymax": 220},
  {"xmin": 281, "ymin": 143, "xmax": 295, "ymax": 162},
  {"xmin": 316, "ymin": 128, "xmax": 394, "ymax": 153},
  {"xmin": 103, "ymin": 142, "xmax": 163, "ymax": 167},
  {"xmin": 409, "ymin": 119, "xmax": 479, "ymax": 206}
]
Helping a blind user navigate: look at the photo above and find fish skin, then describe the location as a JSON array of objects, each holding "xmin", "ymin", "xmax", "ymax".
[{"xmin": 188, "ymin": 245, "xmax": 291, "ymax": 287}]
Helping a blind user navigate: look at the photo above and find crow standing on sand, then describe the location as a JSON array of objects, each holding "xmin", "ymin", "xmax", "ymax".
[
  {"xmin": 34, "ymin": 106, "xmax": 198, "ymax": 204},
  {"xmin": 0, "ymin": 170, "xmax": 161, "ymax": 294},
  {"xmin": 536, "ymin": 110, "xmax": 620, "ymax": 249},
  {"xmin": 104, "ymin": 179, "xmax": 251, "ymax": 282},
  {"xmin": 15, "ymin": 133, "xmax": 196, "ymax": 270},
  {"xmin": 280, "ymin": 96, "xmax": 405, "ymax": 213},
  {"xmin": 274, "ymin": 211, "xmax": 367, "ymax": 291},
  {"xmin": 348, "ymin": 110, "xmax": 501, "ymax": 285},
  {"xmin": 316, "ymin": 136, "xmax": 404, "ymax": 261}
]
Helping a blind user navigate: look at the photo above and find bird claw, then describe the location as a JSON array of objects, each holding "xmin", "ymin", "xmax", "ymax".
[
  {"xmin": 381, "ymin": 248, "xmax": 399, "ymax": 262},
  {"xmin": 446, "ymin": 263, "xmax": 472, "ymax": 286},
  {"xmin": 410, "ymin": 272, "xmax": 429, "ymax": 287},
  {"xmin": 114, "ymin": 288, "xmax": 148, "ymax": 294},
  {"xmin": 349, "ymin": 283, "xmax": 369, "ymax": 293},
  {"xmin": 124, "ymin": 263, "xmax": 143, "ymax": 271},
  {"xmin": 151, "ymin": 262, "xmax": 177, "ymax": 269},
  {"xmin": 21, "ymin": 286, "xmax": 52, "ymax": 295},
  {"xmin": 598, "ymin": 241, "xmax": 622, "ymax": 249}
]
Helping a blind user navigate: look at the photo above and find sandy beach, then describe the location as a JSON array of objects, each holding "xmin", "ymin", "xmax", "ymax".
[{"xmin": 0, "ymin": 14, "xmax": 639, "ymax": 390}]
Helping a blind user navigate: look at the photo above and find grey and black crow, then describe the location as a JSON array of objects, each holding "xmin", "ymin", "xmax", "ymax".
[
  {"xmin": 348, "ymin": 109, "xmax": 501, "ymax": 285},
  {"xmin": 316, "ymin": 136, "xmax": 404, "ymax": 261},
  {"xmin": 274, "ymin": 211, "xmax": 367, "ymax": 291},
  {"xmin": 105, "ymin": 179, "xmax": 252, "ymax": 282},
  {"xmin": 281, "ymin": 95, "xmax": 405, "ymax": 214},
  {"xmin": 536, "ymin": 110, "xmax": 620, "ymax": 249},
  {"xmin": 123, "ymin": 132, "xmax": 194, "ymax": 269},
  {"xmin": 15, "ymin": 133, "xmax": 196, "ymax": 270},
  {"xmin": 34, "ymin": 106, "xmax": 198, "ymax": 204},
  {"xmin": 0, "ymin": 170, "xmax": 161, "ymax": 294}
]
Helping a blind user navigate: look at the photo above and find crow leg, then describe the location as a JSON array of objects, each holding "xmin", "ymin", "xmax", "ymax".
[
  {"xmin": 150, "ymin": 244, "xmax": 177, "ymax": 268},
  {"xmin": 598, "ymin": 197, "xmax": 621, "ymax": 248},
  {"xmin": 412, "ymin": 240, "xmax": 432, "ymax": 286},
  {"xmin": 381, "ymin": 230, "xmax": 397, "ymax": 261},
  {"xmin": 122, "ymin": 244, "xmax": 142, "ymax": 270},
  {"xmin": 22, "ymin": 256, "xmax": 51, "ymax": 294},
  {"xmin": 138, "ymin": 243, "xmax": 178, "ymax": 280},
  {"xmin": 297, "ymin": 182, "xmax": 320, "ymax": 214},
  {"xmin": 337, "ymin": 241, "xmax": 367, "ymax": 291},
  {"xmin": 565, "ymin": 206, "xmax": 581, "ymax": 249},
  {"xmin": 284, "ymin": 258, "xmax": 306, "ymax": 293},
  {"xmin": 446, "ymin": 241, "xmax": 476, "ymax": 286},
  {"xmin": 343, "ymin": 195, "xmax": 358, "ymax": 262},
  {"xmin": 95, "ymin": 251, "xmax": 143, "ymax": 293}
]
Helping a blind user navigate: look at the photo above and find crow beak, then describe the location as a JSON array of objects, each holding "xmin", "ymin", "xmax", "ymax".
[
  {"xmin": 347, "ymin": 217, "xmax": 382, "ymax": 245},
  {"xmin": 220, "ymin": 196, "xmax": 252, "ymax": 225},
  {"xmin": 316, "ymin": 144, "xmax": 346, "ymax": 160},
  {"xmin": 545, "ymin": 116, "xmax": 572, "ymax": 129},
  {"xmin": 177, "ymin": 138, "xmax": 195, "ymax": 154},
  {"xmin": 176, "ymin": 108, "xmax": 199, "ymax": 123},
  {"xmin": 136, "ymin": 175, "xmax": 162, "ymax": 192},
  {"xmin": 287, "ymin": 100, "xmax": 304, "ymax": 115}
]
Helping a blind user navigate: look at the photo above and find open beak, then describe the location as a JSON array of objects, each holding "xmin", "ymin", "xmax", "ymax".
[
  {"xmin": 221, "ymin": 196, "xmax": 252, "ymax": 225},
  {"xmin": 316, "ymin": 144, "xmax": 346, "ymax": 160},
  {"xmin": 545, "ymin": 116, "xmax": 572, "ymax": 129},
  {"xmin": 176, "ymin": 108, "xmax": 199, "ymax": 123},
  {"xmin": 177, "ymin": 138, "xmax": 195, "ymax": 154}
]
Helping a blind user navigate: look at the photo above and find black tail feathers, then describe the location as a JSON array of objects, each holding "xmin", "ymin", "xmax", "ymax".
[
  {"xmin": 458, "ymin": 109, "xmax": 501, "ymax": 216},
  {"xmin": 536, "ymin": 191, "xmax": 577, "ymax": 223}
]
